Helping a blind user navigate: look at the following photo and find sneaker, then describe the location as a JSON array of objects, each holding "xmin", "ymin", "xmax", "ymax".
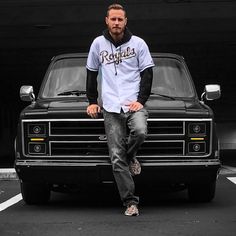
[
  {"xmin": 124, "ymin": 204, "xmax": 139, "ymax": 216},
  {"xmin": 129, "ymin": 158, "xmax": 141, "ymax": 176}
]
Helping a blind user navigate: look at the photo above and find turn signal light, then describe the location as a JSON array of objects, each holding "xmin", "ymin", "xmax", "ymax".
[
  {"xmin": 30, "ymin": 138, "xmax": 45, "ymax": 141},
  {"xmin": 190, "ymin": 138, "xmax": 204, "ymax": 141}
]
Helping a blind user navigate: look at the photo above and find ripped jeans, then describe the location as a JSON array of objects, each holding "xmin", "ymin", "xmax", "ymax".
[{"xmin": 103, "ymin": 108, "xmax": 148, "ymax": 206}]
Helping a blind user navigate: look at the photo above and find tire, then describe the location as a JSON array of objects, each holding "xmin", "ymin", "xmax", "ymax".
[
  {"xmin": 188, "ymin": 181, "xmax": 216, "ymax": 203},
  {"xmin": 20, "ymin": 181, "xmax": 51, "ymax": 205}
]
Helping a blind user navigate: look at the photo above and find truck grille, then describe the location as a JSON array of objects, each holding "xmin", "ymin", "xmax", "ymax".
[
  {"xmin": 50, "ymin": 120, "xmax": 104, "ymax": 135},
  {"xmin": 148, "ymin": 121, "xmax": 183, "ymax": 135},
  {"xmin": 50, "ymin": 140, "xmax": 184, "ymax": 157},
  {"xmin": 49, "ymin": 119, "xmax": 184, "ymax": 157},
  {"xmin": 51, "ymin": 141, "xmax": 109, "ymax": 156}
]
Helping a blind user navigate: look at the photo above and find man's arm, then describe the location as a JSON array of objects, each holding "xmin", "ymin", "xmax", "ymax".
[
  {"xmin": 86, "ymin": 69, "xmax": 99, "ymax": 104},
  {"xmin": 86, "ymin": 69, "xmax": 101, "ymax": 118},
  {"xmin": 137, "ymin": 67, "xmax": 153, "ymax": 105}
]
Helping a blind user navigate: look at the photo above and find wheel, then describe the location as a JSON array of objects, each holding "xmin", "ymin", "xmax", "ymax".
[
  {"xmin": 188, "ymin": 181, "xmax": 216, "ymax": 202},
  {"xmin": 20, "ymin": 181, "xmax": 51, "ymax": 205}
]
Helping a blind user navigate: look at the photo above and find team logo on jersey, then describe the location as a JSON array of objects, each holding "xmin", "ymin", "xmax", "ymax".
[{"xmin": 100, "ymin": 47, "xmax": 136, "ymax": 65}]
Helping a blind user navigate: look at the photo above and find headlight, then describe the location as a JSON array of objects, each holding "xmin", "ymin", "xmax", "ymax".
[
  {"xmin": 23, "ymin": 121, "xmax": 48, "ymax": 155},
  {"xmin": 188, "ymin": 123, "xmax": 206, "ymax": 136},
  {"xmin": 186, "ymin": 121, "xmax": 211, "ymax": 156},
  {"xmin": 188, "ymin": 142, "xmax": 206, "ymax": 154},
  {"xmin": 28, "ymin": 142, "xmax": 46, "ymax": 154},
  {"xmin": 28, "ymin": 124, "xmax": 46, "ymax": 136}
]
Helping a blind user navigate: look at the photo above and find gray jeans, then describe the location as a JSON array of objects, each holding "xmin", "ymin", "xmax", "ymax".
[{"xmin": 103, "ymin": 108, "xmax": 148, "ymax": 206}]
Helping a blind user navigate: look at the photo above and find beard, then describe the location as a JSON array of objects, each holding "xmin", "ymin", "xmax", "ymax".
[{"xmin": 109, "ymin": 26, "xmax": 125, "ymax": 36}]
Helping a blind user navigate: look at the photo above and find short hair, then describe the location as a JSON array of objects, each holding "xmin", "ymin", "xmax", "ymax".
[{"xmin": 107, "ymin": 3, "xmax": 126, "ymax": 17}]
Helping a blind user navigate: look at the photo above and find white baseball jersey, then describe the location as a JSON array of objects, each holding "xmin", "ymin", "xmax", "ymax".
[{"xmin": 86, "ymin": 35, "xmax": 154, "ymax": 113}]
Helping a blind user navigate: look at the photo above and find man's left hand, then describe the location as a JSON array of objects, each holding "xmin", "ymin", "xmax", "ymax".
[{"xmin": 128, "ymin": 101, "xmax": 143, "ymax": 112}]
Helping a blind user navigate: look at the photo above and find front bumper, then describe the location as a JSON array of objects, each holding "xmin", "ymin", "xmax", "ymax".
[{"xmin": 15, "ymin": 159, "xmax": 221, "ymax": 185}]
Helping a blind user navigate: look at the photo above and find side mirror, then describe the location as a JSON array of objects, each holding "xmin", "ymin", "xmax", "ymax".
[
  {"xmin": 201, "ymin": 84, "xmax": 221, "ymax": 102},
  {"xmin": 20, "ymin": 85, "xmax": 35, "ymax": 103}
]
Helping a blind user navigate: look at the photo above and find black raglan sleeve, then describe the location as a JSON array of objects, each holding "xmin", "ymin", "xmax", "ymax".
[
  {"xmin": 137, "ymin": 67, "xmax": 153, "ymax": 105},
  {"xmin": 86, "ymin": 69, "xmax": 99, "ymax": 105}
]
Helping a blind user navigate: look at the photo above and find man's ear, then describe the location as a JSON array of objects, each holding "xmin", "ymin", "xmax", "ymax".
[
  {"xmin": 125, "ymin": 17, "xmax": 128, "ymax": 26},
  {"xmin": 105, "ymin": 17, "xmax": 108, "ymax": 25}
]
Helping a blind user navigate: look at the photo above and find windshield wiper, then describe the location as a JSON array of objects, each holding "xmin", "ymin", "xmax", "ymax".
[
  {"xmin": 57, "ymin": 90, "xmax": 87, "ymax": 96},
  {"xmin": 151, "ymin": 92, "xmax": 176, "ymax": 100}
]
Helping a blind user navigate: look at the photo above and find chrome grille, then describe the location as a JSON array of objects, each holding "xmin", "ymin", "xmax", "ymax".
[
  {"xmin": 50, "ymin": 120, "xmax": 104, "ymax": 135},
  {"xmin": 138, "ymin": 141, "xmax": 184, "ymax": 156},
  {"xmin": 51, "ymin": 141, "xmax": 109, "ymax": 156},
  {"xmin": 50, "ymin": 140, "xmax": 184, "ymax": 156},
  {"xmin": 50, "ymin": 120, "xmax": 184, "ymax": 136},
  {"xmin": 148, "ymin": 121, "xmax": 183, "ymax": 135},
  {"xmin": 49, "ymin": 119, "xmax": 185, "ymax": 157}
]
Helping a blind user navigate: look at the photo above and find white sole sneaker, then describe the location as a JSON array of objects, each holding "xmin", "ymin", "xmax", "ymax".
[
  {"xmin": 129, "ymin": 159, "xmax": 141, "ymax": 176},
  {"xmin": 124, "ymin": 205, "xmax": 139, "ymax": 216}
]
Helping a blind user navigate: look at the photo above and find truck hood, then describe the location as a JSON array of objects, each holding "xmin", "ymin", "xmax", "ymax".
[
  {"xmin": 145, "ymin": 98, "xmax": 211, "ymax": 118},
  {"xmin": 21, "ymin": 97, "xmax": 212, "ymax": 119}
]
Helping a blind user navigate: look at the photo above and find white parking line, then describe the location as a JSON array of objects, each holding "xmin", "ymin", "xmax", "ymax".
[
  {"xmin": 227, "ymin": 177, "xmax": 236, "ymax": 184},
  {"xmin": 0, "ymin": 193, "xmax": 22, "ymax": 212}
]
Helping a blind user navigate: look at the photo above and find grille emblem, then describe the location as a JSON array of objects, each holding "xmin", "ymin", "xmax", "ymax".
[{"xmin": 98, "ymin": 135, "xmax": 107, "ymax": 141}]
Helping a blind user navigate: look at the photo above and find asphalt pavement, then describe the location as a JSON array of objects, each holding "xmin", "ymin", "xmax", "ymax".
[{"xmin": 0, "ymin": 164, "xmax": 236, "ymax": 236}]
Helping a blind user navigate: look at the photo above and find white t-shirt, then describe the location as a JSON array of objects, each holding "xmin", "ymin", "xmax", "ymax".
[{"xmin": 86, "ymin": 35, "xmax": 154, "ymax": 113}]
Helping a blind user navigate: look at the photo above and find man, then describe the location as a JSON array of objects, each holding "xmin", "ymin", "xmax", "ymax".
[{"xmin": 86, "ymin": 3, "xmax": 154, "ymax": 216}]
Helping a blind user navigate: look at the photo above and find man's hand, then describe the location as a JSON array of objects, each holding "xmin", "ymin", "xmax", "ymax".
[
  {"xmin": 87, "ymin": 104, "xmax": 101, "ymax": 118},
  {"xmin": 128, "ymin": 101, "xmax": 143, "ymax": 112}
]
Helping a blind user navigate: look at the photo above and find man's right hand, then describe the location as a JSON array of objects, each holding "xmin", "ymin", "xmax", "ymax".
[{"xmin": 86, "ymin": 104, "xmax": 101, "ymax": 119}]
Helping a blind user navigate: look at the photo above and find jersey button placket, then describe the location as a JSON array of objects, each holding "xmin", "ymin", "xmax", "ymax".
[{"xmin": 115, "ymin": 47, "xmax": 122, "ymax": 111}]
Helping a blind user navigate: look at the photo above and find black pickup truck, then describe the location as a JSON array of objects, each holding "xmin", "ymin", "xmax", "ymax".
[{"xmin": 15, "ymin": 53, "xmax": 221, "ymax": 204}]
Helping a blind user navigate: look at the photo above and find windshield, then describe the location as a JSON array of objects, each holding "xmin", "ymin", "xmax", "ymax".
[
  {"xmin": 42, "ymin": 58, "xmax": 87, "ymax": 98},
  {"xmin": 152, "ymin": 58, "xmax": 194, "ymax": 98},
  {"xmin": 41, "ymin": 56, "xmax": 195, "ymax": 98}
]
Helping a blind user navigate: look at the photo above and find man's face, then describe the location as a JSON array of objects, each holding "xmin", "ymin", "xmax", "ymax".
[{"xmin": 105, "ymin": 9, "xmax": 127, "ymax": 36}]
